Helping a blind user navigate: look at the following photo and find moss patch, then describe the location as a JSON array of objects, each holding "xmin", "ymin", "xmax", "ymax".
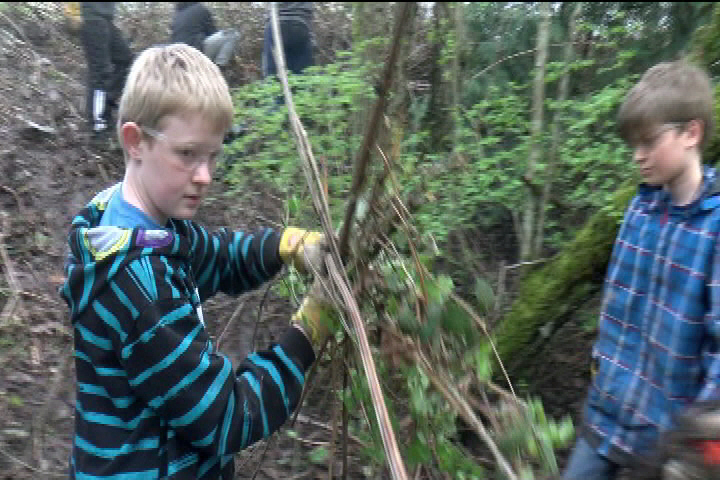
[{"xmin": 491, "ymin": 183, "xmax": 636, "ymax": 375}]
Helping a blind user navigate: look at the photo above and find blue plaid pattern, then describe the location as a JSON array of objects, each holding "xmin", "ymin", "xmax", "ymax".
[{"xmin": 583, "ymin": 166, "xmax": 720, "ymax": 462}]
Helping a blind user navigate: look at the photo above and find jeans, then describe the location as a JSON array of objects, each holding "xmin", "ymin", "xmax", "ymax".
[
  {"xmin": 562, "ymin": 437, "xmax": 620, "ymax": 480},
  {"xmin": 263, "ymin": 20, "xmax": 313, "ymax": 78}
]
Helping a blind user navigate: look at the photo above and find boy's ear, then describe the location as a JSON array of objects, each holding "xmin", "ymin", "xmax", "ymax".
[
  {"xmin": 121, "ymin": 122, "xmax": 144, "ymax": 159},
  {"xmin": 684, "ymin": 119, "xmax": 704, "ymax": 149}
]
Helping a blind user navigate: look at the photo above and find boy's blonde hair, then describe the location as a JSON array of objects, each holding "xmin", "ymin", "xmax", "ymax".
[
  {"xmin": 618, "ymin": 59, "xmax": 715, "ymax": 151},
  {"xmin": 117, "ymin": 43, "xmax": 233, "ymax": 152}
]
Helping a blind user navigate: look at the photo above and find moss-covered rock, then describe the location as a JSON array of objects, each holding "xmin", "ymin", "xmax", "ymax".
[{"xmin": 491, "ymin": 183, "xmax": 636, "ymax": 375}]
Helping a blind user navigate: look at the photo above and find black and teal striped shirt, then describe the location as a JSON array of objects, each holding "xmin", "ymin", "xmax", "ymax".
[{"xmin": 61, "ymin": 185, "xmax": 315, "ymax": 479}]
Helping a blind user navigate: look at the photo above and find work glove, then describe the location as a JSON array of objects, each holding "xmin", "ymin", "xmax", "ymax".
[
  {"xmin": 631, "ymin": 400, "xmax": 720, "ymax": 479},
  {"xmin": 291, "ymin": 275, "xmax": 341, "ymax": 347},
  {"xmin": 661, "ymin": 400, "xmax": 720, "ymax": 480},
  {"xmin": 279, "ymin": 227, "xmax": 327, "ymax": 275}
]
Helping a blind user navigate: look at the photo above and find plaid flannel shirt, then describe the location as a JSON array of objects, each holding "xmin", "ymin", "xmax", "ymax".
[{"xmin": 582, "ymin": 166, "xmax": 720, "ymax": 464}]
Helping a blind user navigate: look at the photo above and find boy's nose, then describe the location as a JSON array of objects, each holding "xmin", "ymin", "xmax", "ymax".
[{"xmin": 192, "ymin": 162, "xmax": 213, "ymax": 184}]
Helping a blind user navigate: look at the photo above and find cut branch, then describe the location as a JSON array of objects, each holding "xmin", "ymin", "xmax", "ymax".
[
  {"xmin": 338, "ymin": 3, "xmax": 414, "ymax": 259},
  {"xmin": 414, "ymin": 348, "xmax": 518, "ymax": 480},
  {"xmin": 270, "ymin": 4, "xmax": 410, "ymax": 479}
]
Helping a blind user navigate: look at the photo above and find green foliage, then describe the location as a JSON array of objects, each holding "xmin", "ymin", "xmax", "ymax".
[
  {"xmin": 495, "ymin": 398, "xmax": 575, "ymax": 476},
  {"xmin": 309, "ymin": 446, "xmax": 329, "ymax": 465},
  {"xmin": 689, "ymin": 3, "xmax": 720, "ymax": 165},
  {"xmin": 690, "ymin": 2, "xmax": 720, "ymax": 77},
  {"xmin": 399, "ymin": 67, "xmax": 635, "ymax": 249},
  {"xmin": 335, "ymin": 241, "xmax": 571, "ymax": 477},
  {"xmin": 224, "ymin": 52, "xmax": 375, "ymax": 227}
]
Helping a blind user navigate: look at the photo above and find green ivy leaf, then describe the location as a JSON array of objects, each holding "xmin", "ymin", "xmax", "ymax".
[{"xmin": 309, "ymin": 446, "xmax": 329, "ymax": 465}]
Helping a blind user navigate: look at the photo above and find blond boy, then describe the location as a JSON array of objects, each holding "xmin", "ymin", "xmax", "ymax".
[{"xmin": 61, "ymin": 44, "xmax": 335, "ymax": 479}]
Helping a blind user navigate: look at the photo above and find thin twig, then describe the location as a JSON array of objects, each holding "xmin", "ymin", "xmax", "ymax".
[
  {"xmin": 328, "ymin": 346, "xmax": 341, "ymax": 480},
  {"xmin": 0, "ymin": 212, "xmax": 23, "ymax": 325},
  {"xmin": 294, "ymin": 413, "xmax": 366, "ymax": 447},
  {"xmin": 327, "ymin": 257, "xmax": 409, "ymax": 480},
  {"xmin": 28, "ymin": 351, "xmax": 73, "ymax": 463},
  {"xmin": 470, "ymin": 40, "xmax": 599, "ymax": 81},
  {"xmin": 289, "ymin": 336, "xmax": 331, "ymax": 428},
  {"xmin": 0, "ymin": 185, "xmax": 25, "ymax": 213},
  {"xmin": 414, "ymin": 348, "xmax": 518, "ymax": 480},
  {"xmin": 216, "ymin": 298, "xmax": 247, "ymax": 350},
  {"xmin": 377, "ymin": 146, "xmax": 428, "ymax": 307},
  {"xmin": 449, "ymin": 292, "xmax": 516, "ymax": 399},
  {"xmin": 342, "ymin": 337, "xmax": 350, "ymax": 480},
  {"xmin": 0, "ymin": 445, "xmax": 66, "ymax": 478},
  {"xmin": 506, "ymin": 258, "xmax": 549, "ymax": 270},
  {"xmin": 250, "ymin": 434, "xmax": 276, "ymax": 480},
  {"xmin": 253, "ymin": 278, "xmax": 278, "ymax": 348}
]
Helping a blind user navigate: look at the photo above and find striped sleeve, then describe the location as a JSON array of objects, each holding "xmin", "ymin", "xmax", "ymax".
[
  {"xmin": 120, "ymin": 293, "xmax": 315, "ymax": 455},
  {"xmin": 180, "ymin": 220, "xmax": 284, "ymax": 300}
]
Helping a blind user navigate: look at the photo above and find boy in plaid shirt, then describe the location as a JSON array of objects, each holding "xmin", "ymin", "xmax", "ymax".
[{"xmin": 563, "ymin": 59, "xmax": 718, "ymax": 478}]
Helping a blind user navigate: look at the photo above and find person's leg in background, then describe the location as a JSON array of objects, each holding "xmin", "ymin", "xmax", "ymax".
[
  {"xmin": 107, "ymin": 22, "xmax": 132, "ymax": 114},
  {"xmin": 262, "ymin": 23, "xmax": 276, "ymax": 78},
  {"xmin": 203, "ymin": 31, "xmax": 223, "ymax": 65},
  {"xmin": 212, "ymin": 30, "xmax": 240, "ymax": 68},
  {"xmin": 281, "ymin": 20, "xmax": 314, "ymax": 128},
  {"xmin": 262, "ymin": 20, "xmax": 313, "ymax": 109},
  {"xmin": 282, "ymin": 21, "xmax": 312, "ymax": 75},
  {"xmin": 81, "ymin": 15, "xmax": 112, "ymax": 136},
  {"xmin": 562, "ymin": 437, "xmax": 620, "ymax": 480}
]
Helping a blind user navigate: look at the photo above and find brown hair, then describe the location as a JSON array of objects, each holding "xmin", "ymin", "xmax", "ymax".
[{"xmin": 617, "ymin": 59, "xmax": 715, "ymax": 150}]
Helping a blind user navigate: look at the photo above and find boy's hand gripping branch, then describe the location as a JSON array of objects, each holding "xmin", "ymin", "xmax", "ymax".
[
  {"xmin": 279, "ymin": 227, "xmax": 328, "ymax": 275},
  {"xmin": 291, "ymin": 275, "xmax": 340, "ymax": 346}
]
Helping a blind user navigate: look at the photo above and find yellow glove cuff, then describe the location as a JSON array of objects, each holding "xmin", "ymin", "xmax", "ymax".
[
  {"xmin": 291, "ymin": 295, "xmax": 338, "ymax": 346},
  {"xmin": 279, "ymin": 227, "xmax": 323, "ymax": 267}
]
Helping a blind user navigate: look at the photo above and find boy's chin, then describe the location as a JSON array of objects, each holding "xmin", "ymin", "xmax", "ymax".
[
  {"xmin": 172, "ymin": 209, "xmax": 199, "ymax": 220},
  {"xmin": 639, "ymin": 173, "xmax": 662, "ymax": 186}
]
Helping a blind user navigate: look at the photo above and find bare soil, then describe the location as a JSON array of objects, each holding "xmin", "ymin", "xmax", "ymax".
[{"xmin": 0, "ymin": 5, "xmax": 595, "ymax": 480}]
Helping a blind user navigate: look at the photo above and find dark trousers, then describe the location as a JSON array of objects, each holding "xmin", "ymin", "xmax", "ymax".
[
  {"xmin": 81, "ymin": 15, "xmax": 132, "ymax": 132},
  {"xmin": 263, "ymin": 20, "xmax": 313, "ymax": 78}
]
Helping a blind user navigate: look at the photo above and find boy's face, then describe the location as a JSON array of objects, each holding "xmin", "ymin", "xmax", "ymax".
[
  {"xmin": 630, "ymin": 121, "xmax": 700, "ymax": 186},
  {"xmin": 125, "ymin": 112, "xmax": 225, "ymax": 225}
]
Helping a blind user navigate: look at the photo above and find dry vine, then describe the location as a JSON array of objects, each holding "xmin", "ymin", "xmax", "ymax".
[{"xmin": 270, "ymin": 3, "xmax": 412, "ymax": 479}]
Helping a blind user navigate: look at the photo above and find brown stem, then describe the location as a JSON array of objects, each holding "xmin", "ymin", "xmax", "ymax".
[{"xmin": 338, "ymin": 3, "xmax": 414, "ymax": 259}]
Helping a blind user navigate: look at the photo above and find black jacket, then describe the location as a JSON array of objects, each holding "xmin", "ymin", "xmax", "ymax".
[
  {"xmin": 81, "ymin": 2, "xmax": 115, "ymax": 21},
  {"xmin": 171, "ymin": 2, "xmax": 217, "ymax": 51},
  {"xmin": 267, "ymin": 2, "xmax": 314, "ymax": 28}
]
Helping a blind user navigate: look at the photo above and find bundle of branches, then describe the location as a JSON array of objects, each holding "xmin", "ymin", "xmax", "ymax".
[{"xmin": 268, "ymin": 4, "xmax": 573, "ymax": 479}]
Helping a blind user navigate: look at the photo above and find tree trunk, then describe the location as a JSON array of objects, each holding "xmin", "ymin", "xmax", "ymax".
[
  {"xmin": 533, "ymin": 2, "xmax": 582, "ymax": 258},
  {"xmin": 424, "ymin": 3, "xmax": 446, "ymax": 153},
  {"xmin": 452, "ymin": 2, "xmax": 465, "ymax": 143},
  {"xmin": 519, "ymin": 3, "xmax": 551, "ymax": 261},
  {"xmin": 492, "ymin": 183, "xmax": 636, "ymax": 376}
]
